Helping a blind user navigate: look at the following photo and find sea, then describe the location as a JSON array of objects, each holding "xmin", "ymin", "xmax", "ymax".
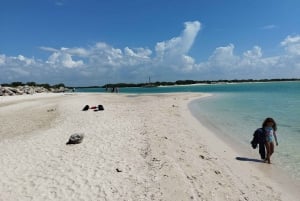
[{"xmin": 76, "ymin": 81, "xmax": 300, "ymax": 181}]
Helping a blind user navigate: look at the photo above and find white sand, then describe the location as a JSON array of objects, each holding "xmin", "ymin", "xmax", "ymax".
[{"xmin": 0, "ymin": 93, "xmax": 299, "ymax": 201}]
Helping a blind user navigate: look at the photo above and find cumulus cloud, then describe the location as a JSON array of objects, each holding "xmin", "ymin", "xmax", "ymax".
[
  {"xmin": 243, "ymin": 46, "xmax": 262, "ymax": 59},
  {"xmin": 0, "ymin": 54, "xmax": 6, "ymax": 65},
  {"xmin": 155, "ymin": 21, "xmax": 201, "ymax": 57},
  {"xmin": 0, "ymin": 54, "xmax": 45, "ymax": 83},
  {"xmin": 46, "ymin": 52, "xmax": 84, "ymax": 68},
  {"xmin": 196, "ymin": 40, "xmax": 300, "ymax": 79},
  {"xmin": 281, "ymin": 35, "xmax": 300, "ymax": 55},
  {"xmin": 155, "ymin": 21, "xmax": 201, "ymax": 71},
  {"xmin": 41, "ymin": 47, "xmax": 85, "ymax": 68},
  {"xmin": 0, "ymin": 54, "xmax": 36, "ymax": 67},
  {"xmin": 208, "ymin": 44, "xmax": 238, "ymax": 67},
  {"xmin": 1, "ymin": 20, "xmax": 300, "ymax": 85}
]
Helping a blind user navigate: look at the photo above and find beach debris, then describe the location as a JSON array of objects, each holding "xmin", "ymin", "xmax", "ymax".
[
  {"xmin": 66, "ymin": 133, "xmax": 84, "ymax": 145},
  {"xmin": 199, "ymin": 155, "xmax": 217, "ymax": 160},
  {"xmin": 214, "ymin": 170, "xmax": 221, "ymax": 175},
  {"xmin": 82, "ymin": 105, "xmax": 104, "ymax": 111},
  {"xmin": 93, "ymin": 105, "xmax": 105, "ymax": 112},
  {"xmin": 152, "ymin": 157, "xmax": 160, "ymax": 162},
  {"xmin": 98, "ymin": 105, "xmax": 104, "ymax": 110},
  {"xmin": 82, "ymin": 105, "xmax": 89, "ymax": 111},
  {"xmin": 47, "ymin": 108, "xmax": 56, "ymax": 112},
  {"xmin": 116, "ymin": 168, "xmax": 122, "ymax": 172}
]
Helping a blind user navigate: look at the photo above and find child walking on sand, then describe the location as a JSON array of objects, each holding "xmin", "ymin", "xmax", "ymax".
[{"xmin": 262, "ymin": 117, "xmax": 279, "ymax": 164}]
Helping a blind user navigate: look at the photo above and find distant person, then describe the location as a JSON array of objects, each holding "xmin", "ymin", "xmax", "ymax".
[{"xmin": 262, "ymin": 117, "xmax": 279, "ymax": 164}]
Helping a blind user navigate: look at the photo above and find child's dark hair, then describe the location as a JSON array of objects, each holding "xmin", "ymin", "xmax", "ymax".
[{"xmin": 262, "ymin": 117, "xmax": 277, "ymax": 131}]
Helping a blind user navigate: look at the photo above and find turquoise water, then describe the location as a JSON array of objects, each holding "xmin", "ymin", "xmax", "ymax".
[
  {"xmin": 77, "ymin": 82, "xmax": 300, "ymax": 180},
  {"xmin": 192, "ymin": 82, "xmax": 300, "ymax": 181}
]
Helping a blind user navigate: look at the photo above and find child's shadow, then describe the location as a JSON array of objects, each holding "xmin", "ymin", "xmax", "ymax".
[{"xmin": 235, "ymin": 157, "xmax": 265, "ymax": 163}]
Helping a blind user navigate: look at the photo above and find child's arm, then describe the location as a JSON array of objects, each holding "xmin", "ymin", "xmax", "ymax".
[{"xmin": 274, "ymin": 132, "xmax": 278, "ymax": 146}]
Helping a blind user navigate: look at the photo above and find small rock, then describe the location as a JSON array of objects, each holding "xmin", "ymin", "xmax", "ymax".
[
  {"xmin": 47, "ymin": 108, "xmax": 56, "ymax": 112},
  {"xmin": 3, "ymin": 88, "xmax": 14, "ymax": 96},
  {"xmin": 116, "ymin": 168, "xmax": 122, "ymax": 172},
  {"xmin": 66, "ymin": 133, "xmax": 84, "ymax": 145},
  {"xmin": 214, "ymin": 170, "xmax": 221, "ymax": 175}
]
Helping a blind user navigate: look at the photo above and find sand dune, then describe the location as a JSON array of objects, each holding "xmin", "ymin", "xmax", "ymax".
[{"xmin": 0, "ymin": 93, "xmax": 299, "ymax": 201}]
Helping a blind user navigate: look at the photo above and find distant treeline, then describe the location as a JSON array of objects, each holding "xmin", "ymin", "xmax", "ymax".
[
  {"xmin": 1, "ymin": 82, "xmax": 66, "ymax": 89},
  {"xmin": 102, "ymin": 78, "xmax": 300, "ymax": 88},
  {"xmin": 2, "ymin": 78, "xmax": 300, "ymax": 89}
]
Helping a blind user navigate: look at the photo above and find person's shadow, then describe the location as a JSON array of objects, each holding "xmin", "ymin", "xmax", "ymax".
[{"xmin": 235, "ymin": 157, "xmax": 265, "ymax": 163}]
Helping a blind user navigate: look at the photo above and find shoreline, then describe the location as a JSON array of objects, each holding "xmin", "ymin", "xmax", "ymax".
[
  {"xmin": 188, "ymin": 95, "xmax": 300, "ymax": 199},
  {"xmin": 0, "ymin": 93, "xmax": 299, "ymax": 200}
]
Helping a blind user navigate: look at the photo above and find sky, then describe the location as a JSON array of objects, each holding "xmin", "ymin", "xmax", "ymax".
[{"xmin": 1, "ymin": 0, "xmax": 300, "ymax": 86}]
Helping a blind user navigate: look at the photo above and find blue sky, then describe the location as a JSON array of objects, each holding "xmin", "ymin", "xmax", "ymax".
[{"xmin": 1, "ymin": 0, "xmax": 300, "ymax": 85}]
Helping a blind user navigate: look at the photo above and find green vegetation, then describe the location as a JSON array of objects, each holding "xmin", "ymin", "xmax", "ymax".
[
  {"xmin": 1, "ymin": 78, "xmax": 300, "ymax": 89},
  {"xmin": 102, "ymin": 78, "xmax": 300, "ymax": 88}
]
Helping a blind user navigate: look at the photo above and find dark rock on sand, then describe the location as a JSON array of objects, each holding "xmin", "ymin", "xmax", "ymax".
[
  {"xmin": 66, "ymin": 133, "xmax": 84, "ymax": 145},
  {"xmin": 116, "ymin": 168, "xmax": 122, "ymax": 172}
]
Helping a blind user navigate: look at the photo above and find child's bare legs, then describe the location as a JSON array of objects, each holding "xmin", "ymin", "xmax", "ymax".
[
  {"xmin": 269, "ymin": 142, "xmax": 274, "ymax": 157},
  {"xmin": 265, "ymin": 142, "xmax": 271, "ymax": 164}
]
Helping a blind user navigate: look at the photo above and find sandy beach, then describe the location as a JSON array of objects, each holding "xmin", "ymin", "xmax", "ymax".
[{"xmin": 0, "ymin": 93, "xmax": 299, "ymax": 201}]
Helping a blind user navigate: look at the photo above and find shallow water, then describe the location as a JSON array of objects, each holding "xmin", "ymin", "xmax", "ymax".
[{"xmin": 191, "ymin": 82, "xmax": 300, "ymax": 181}]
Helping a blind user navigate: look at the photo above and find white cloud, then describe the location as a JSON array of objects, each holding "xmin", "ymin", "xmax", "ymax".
[
  {"xmin": 66, "ymin": 48, "xmax": 90, "ymax": 57},
  {"xmin": 43, "ymin": 47, "xmax": 85, "ymax": 68},
  {"xmin": 208, "ymin": 44, "xmax": 238, "ymax": 67},
  {"xmin": 281, "ymin": 35, "xmax": 300, "ymax": 55},
  {"xmin": 88, "ymin": 42, "xmax": 124, "ymax": 68},
  {"xmin": 196, "ymin": 41, "xmax": 300, "ymax": 79},
  {"xmin": 152, "ymin": 21, "xmax": 201, "ymax": 73},
  {"xmin": 243, "ymin": 46, "xmax": 262, "ymax": 59},
  {"xmin": 17, "ymin": 55, "xmax": 36, "ymax": 66},
  {"xmin": 261, "ymin": 24, "xmax": 278, "ymax": 30},
  {"xmin": 124, "ymin": 47, "xmax": 152, "ymax": 59},
  {"xmin": 1, "ymin": 21, "xmax": 300, "ymax": 85},
  {"xmin": 155, "ymin": 21, "xmax": 201, "ymax": 62},
  {"xmin": 0, "ymin": 54, "xmax": 37, "ymax": 67},
  {"xmin": 0, "ymin": 54, "xmax": 6, "ymax": 65},
  {"xmin": 40, "ymin": 46, "xmax": 58, "ymax": 52},
  {"xmin": 46, "ymin": 51, "xmax": 84, "ymax": 68}
]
